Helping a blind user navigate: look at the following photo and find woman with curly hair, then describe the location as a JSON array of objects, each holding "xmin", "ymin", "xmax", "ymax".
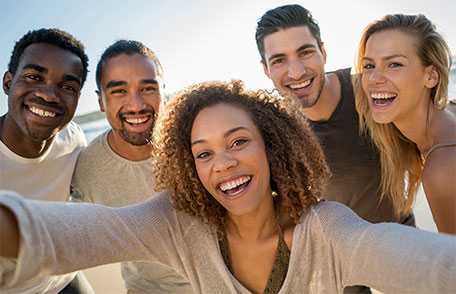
[
  {"xmin": 354, "ymin": 14, "xmax": 455, "ymax": 234},
  {"xmin": 1, "ymin": 80, "xmax": 455, "ymax": 294}
]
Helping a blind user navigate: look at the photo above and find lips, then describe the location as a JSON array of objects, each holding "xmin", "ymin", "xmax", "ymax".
[
  {"xmin": 285, "ymin": 77, "xmax": 315, "ymax": 98},
  {"xmin": 370, "ymin": 91, "xmax": 397, "ymax": 107},
  {"xmin": 23, "ymin": 102, "xmax": 64, "ymax": 124},
  {"xmin": 120, "ymin": 111, "xmax": 155, "ymax": 131},
  {"xmin": 217, "ymin": 175, "xmax": 252, "ymax": 198}
]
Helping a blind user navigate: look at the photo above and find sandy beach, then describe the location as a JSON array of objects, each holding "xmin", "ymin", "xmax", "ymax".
[{"xmin": 83, "ymin": 187, "xmax": 437, "ymax": 293}]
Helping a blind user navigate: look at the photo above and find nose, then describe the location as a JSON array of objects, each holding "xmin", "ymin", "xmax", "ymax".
[
  {"xmin": 288, "ymin": 59, "xmax": 306, "ymax": 80},
  {"xmin": 127, "ymin": 91, "xmax": 146, "ymax": 112},
  {"xmin": 35, "ymin": 84, "xmax": 59, "ymax": 103},
  {"xmin": 213, "ymin": 152, "xmax": 238, "ymax": 173},
  {"xmin": 366, "ymin": 68, "xmax": 387, "ymax": 85}
]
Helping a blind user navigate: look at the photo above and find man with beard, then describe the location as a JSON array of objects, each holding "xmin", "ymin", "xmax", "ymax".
[
  {"xmin": 71, "ymin": 40, "xmax": 192, "ymax": 294},
  {"xmin": 255, "ymin": 5, "xmax": 415, "ymax": 293},
  {"xmin": 0, "ymin": 28, "xmax": 93, "ymax": 293}
]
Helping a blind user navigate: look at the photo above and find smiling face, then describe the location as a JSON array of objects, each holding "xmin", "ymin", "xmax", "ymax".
[
  {"xmin": 262, "ymin": 26, "xmax": 327, "ymax": 108},
  {"xmin": 190, "ymin": 103, "xmax": 272, "ymax": 217},
  {"xmin": 361, "ymin": 29, "xmax": 438, "ymax": 124},
  {"xmin": 98, "ymin": 53, "xmax": 161, "ymax": 146},
  {"xmin": 2, "ymin": 43, "xmax": 83, "ymax": 143}
]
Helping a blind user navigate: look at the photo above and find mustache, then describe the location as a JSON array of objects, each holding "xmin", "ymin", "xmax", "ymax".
[{"xmin": 119, "ymin": 109, "xmax": 156, "ymax": 118}]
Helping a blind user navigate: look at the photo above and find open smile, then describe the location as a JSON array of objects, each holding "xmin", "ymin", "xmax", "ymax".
[
  {"xmin": 23, "ymin": 103, "xmax": 64, "ymax": 123},
  {"xmin": 287, "ymin": 78, "xmax": 313, "ymax": 90},
  {"xmin": 370, "ymin": 91, "xmax": 398, "ymax": 107},
  {"xmin": 120, "ymin": 112, "xmax": 155, "ymax": 130},
  {"xmin": 217, "ymin": 175, "xmax": 252, "ymax": 199}
]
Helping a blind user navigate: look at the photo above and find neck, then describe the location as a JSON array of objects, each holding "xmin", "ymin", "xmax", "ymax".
[
  {"xmin": 226, "ymin": 197, "xmax": 278, "ymax": 241},
  {"xmin": 107, "ymin": 130, "xmax": 153, "ymax": 161},
  {"xmin": 394, "ymin": 99, "xmax": 435, "ymax": 154},
  {"xmin": 301, "ymin": 72, "xmax": 341, "ymax": 121},
  {"xmin": 0, "ymin": 115, "xmax": 51, "ymax": 158}
]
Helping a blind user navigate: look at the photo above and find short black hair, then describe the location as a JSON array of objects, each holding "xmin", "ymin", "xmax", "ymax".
[
  {"xmin": 255, "ymin": 4, "xmax": 322, "ymax": 62},
  {"xmin": 95, "ymin": 40, "xmax": 163, "ymax": 91},
  {"xmin": 8, "ymin": 28, "xmax": 89, "ymax": 86}
]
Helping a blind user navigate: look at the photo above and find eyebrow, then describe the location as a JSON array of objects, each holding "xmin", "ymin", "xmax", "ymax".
[
  {"xmin": 22, "ymin": 64, "xmax": 47, "ymax": 73},
  {"xmin": 105, "ymin": 80, "xmax": 127, "ymax": 89},
  {"xmin": 105, "ymin": 78, "xmax": 159, "ymax": 89},
  {"xmin": 267, "ymin": 44, "xmax": 317, "ymax": 63},
  {"xmin": 191, "ymin": 126, "xmax": 249, "ymax": 146},
  {"xmin": 23, "ymin": 64, "xmax": 81, "ymax": 86},
  {"xmin": 63, "ymin": 74, "xmax": 82, "ymax": 86},
  {"xmin": 141, "ymin": 79, "xmax": 159, "ymax": 85},
  {"xmin": 363, "ymin": 54, "xmax": 408, "ymax": 62}
]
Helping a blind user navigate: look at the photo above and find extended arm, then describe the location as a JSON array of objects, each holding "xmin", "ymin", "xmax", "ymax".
[
  {"xmin": 0, "ymin": 191, "xmax": 177, "ymax": 289},
  {"xmin": 316, "ymin": 202, "xmax": 456, "ymax": 294}
]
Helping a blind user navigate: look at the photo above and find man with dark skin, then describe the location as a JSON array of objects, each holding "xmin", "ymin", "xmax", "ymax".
[{"xmin": 0, "ymin": 28, "xmax": 93, "ymax": 294}]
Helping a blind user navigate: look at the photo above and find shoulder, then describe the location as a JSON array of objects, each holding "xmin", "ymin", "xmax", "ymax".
[
  {"xmin": 423, "ymin": 146, "xmax": 456, "ymax": 198},
  {"xmin": 58, "ymin": 121, "xmax": 87, "ymax": 148},
  {"xmin": 76, "ymin": 131, "xmax": 108, "ymax": 163}
]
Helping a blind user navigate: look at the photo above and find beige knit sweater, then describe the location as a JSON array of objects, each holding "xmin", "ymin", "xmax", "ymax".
[{"xmin": 0, "ymin": 190, "xmax": 455, "ymax": 293}]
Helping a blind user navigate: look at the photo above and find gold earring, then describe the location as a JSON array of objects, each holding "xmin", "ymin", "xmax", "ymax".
[{"xmin": 272, "ymin": 191, "xmax": 278, "ymax": 198}]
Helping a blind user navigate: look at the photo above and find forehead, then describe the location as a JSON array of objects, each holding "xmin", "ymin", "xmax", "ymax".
[
  {"xmin": 100, "ymin": 53, "xmax": 158, "ymax": 84},
  {"xmin": 365, "ymin": 29, "xmax": 419, "ymax": 58},
  {"xmin": 191, "ymin": 103, "xmax": 258, "ymax": 139},
  {"xmin": 17, "ymin": 43, "xmax": 83, "ymax": 77},
  {"xmin": 263, "ymin": 26, "xmax": 320, "ymax": 56}
]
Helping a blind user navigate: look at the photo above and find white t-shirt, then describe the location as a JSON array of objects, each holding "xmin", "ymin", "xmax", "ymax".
[{"xmin": 0, "ymin": 121, "xmax": 87, "ymax": 293}]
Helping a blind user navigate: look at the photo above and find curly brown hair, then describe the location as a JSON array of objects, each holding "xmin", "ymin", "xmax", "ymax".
[{"xmin": 152, "ymin": 80, "xmax": 329, "ymax": 234}]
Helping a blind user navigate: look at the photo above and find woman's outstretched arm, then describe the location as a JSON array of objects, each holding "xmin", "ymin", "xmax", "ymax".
[{"xmin": 0, "ymin": 190, "xmax": 181, "ymax": 290}]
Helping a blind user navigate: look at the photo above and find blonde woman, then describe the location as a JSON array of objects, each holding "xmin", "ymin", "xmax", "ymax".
[{"xmin": 355, "ymin": 14, "xmax": 455, "ymax": 234}]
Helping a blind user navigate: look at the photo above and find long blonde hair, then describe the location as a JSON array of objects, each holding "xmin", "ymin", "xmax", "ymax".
[{"xmin": 354, "ymin": 14, "xmax": 452, "ymax": 217}]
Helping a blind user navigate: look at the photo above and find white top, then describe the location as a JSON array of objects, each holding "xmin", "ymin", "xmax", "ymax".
[
  {"xmin": 0, "ymin": 121, "xmax": 86, "ymax": 293},
  {"xmin": 71, "ymin": 131, "xmax": 192, "ymax": 293},
  {"xmin": 0, "ymin": 191, "xmax": 455, "ymax": 294},
  {"xmin": 0, "ymin": 121, "xmax": 87, "ymax": 201}
]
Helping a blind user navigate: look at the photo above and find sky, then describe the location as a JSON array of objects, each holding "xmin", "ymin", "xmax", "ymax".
[{"xmin": 1, "ymin": 0, "xmax": 455, "ymax": 116}]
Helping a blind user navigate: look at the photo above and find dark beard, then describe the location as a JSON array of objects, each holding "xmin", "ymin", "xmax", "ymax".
[{"xmin": 118, "ymin": 127, "xmax": 153, "ymax": 146}]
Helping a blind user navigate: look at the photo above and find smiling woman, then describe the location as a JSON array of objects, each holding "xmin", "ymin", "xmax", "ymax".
[
  {"xmin": 0, "ymin": 80, "xmax": 455, "ymax": 294},
  {"xmin": 354, "ymin": 14, "xmax": 456, "ymax": 234}
]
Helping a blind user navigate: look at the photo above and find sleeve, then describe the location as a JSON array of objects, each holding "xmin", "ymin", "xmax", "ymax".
[
  {"xmin": 0, "ymin": 190, "xmax": 178, "ymax": 289},
  {"xmin": 314, "ymin": 201, "xmax": 456, "ymax": 294}
]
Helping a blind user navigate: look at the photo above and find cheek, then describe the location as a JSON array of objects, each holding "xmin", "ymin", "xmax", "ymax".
[{"xmin": 195, "ymin": 163, "xmax": 212, "ymax": 191}]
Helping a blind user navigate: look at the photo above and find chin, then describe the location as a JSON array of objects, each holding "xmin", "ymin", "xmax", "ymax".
[{"xmin": 371, "ymin": 113, "xmax": 395, "ymax": 125}]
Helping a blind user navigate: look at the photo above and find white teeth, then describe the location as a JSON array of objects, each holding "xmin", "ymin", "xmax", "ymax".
[
  {"xmin": 29, "ymin": 106, "xmax": 56, "ymax": 117},
  {"xmin": 371, "ymin": 92, "xmax": 397, "ymax": 99},
  {"xmin": 219, "ymin": 176, "xmax": 251, "ymax": 192},
  {"xmin": 289, "ymin": 79, "xmax": 311, "ymax": 89},
  {"xmin": 125, "ymin": 117, "xmax": 149, "ymax": 124}
]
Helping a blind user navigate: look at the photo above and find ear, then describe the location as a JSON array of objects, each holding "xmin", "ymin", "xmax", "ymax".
[
  {"xmin": 96, "ymin": 90, "xmax": 105, "ymax": 112},
  {"xmin": 424, "ymin": 65, "xmax": 439, "ymax": 89},
  {"xmin": 262, "ymin": 60, "xmax": 271, "ymax": 79},
  {"xmin": 3, "ymin": 72, "xmax": 13, "ymax": 95}
]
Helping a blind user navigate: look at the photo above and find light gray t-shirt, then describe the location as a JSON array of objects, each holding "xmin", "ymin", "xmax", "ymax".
[
  {"xmin": 1, "ymin": 191, "xmax": 455, "ymax": 294},
  {"xmin": 0, "ymin": 121, "xmax": 86, "ymax": 294},
  {"xmin": 71, "ymin": 131, "xmax": 192, "ymax": 293}
]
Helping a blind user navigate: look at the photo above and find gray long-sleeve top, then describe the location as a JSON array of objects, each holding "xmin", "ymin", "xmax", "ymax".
[{"xmin": 0, "ymin": 190, "xmax": 455, "ymax": 293}]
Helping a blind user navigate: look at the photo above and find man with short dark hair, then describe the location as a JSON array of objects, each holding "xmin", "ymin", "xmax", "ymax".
[
  {"xmin": 0, "ymin": 28, "xmax": 93, "ymax": 294},
  {"xmin": 256, "ymin": 5, "xmax": 415, "ymax": 292},
  {"xmin": 71, "ymin": 40, "xmax": 192, "ymax": 294}
]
